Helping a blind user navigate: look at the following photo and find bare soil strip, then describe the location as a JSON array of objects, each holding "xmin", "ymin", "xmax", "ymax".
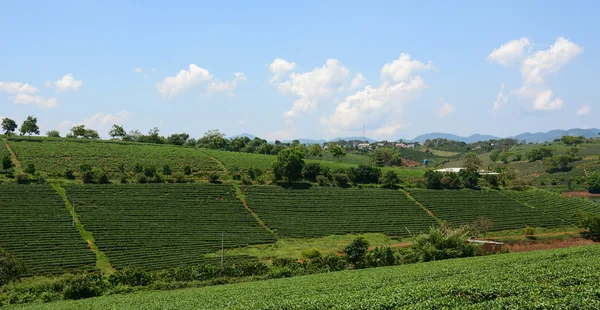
[
  {"xmin": 233, "ymin": 185, "xmax": 274, "ymax": 234},
  {"xmin": 3, "ymin": 138, "xmax": 22, "ymax": 170},
  {"xmin": 401, "ymin": 189, "xmax": 441, "ymax": 223}
]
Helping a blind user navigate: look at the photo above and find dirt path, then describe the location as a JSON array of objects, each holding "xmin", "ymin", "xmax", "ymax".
[
  {"xmin": 401, "ymin": 190, "xmax": 440, "ymax": 223},
  {"xmin": 198, "ymin": 149, "xmax": 228, "ymax": 172},
  {"xmin": 3, "ymin": 138, "xmax": 22, "ymax": 170},
  {"xmin": 233, "ymin": 184, "xmax": 274, "ymax": 234},
  {"xmin": 562, "ymin": 191, "xmax": 600, "ymax": 197},
  {"xmin": 507, "ymin": 237, "xmax": 595, "ymax": 252}
]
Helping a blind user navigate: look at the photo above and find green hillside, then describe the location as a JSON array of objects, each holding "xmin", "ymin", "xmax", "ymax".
[
  {"xmin": 243, "ymin": 186, "xmax": 437, "ymax": 237},
  {"xmin": 7, "ymin": 137, "xmax": 222, "ymax": 177},
  {"xmin": 65, "ymin": 184, "xmax": 276, "ymax": 270},
  {"xmin": 12, "ymin": 245, "xmax": 600, "ymax": 309},
  {"xmin": 409, "ymin": 189, "xmax": 565, "ymax": 230},
  {"xmin": 0, "ymin": 185, "xmax": 95, "ymax": 275}
]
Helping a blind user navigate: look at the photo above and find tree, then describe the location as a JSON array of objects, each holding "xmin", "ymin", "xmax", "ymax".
[
  {"xmin": 459, "ymin": 169, "xmax": 479, "ymax": 189},
  {"xmin": 19, "ymin": 116, "xmax": 39, "ymax": 138},
  {"xmin": 526, "ymin": 148, "xmax": 554, "ymax": 162},
  {"xmin": 24, "ymin": 163, "xmax": 36, "ymax": 174},
  {"xmin": 472, "ymin": 216, "xmax": 493, "ymax": 238},
  {"xmin": 167, "ymin": 133, "xmax": 190, "ymax": 146},
  {"xmin": 302, "ymin": 162, "xmax": 324, "ymax": 182},
  {"xmin": 424, "ymin": 170, "xmax": 443, "ymax": 189},
  {"xmin": 489, "ymin": 149, "xmax": 501, "ymax": 162},
  {"xmin": 370, "ymin": 148, "xmax": 403, "ymax": 167},
  {"xmin": 162, "ymin": 164, "xmax": 172, "ymax": 176},
  {"xmin": 588, "ymin": 172, "xmax": 600, "ymax": 194},
  {"xmin": 344, "ymin": 237, "xmax": 369, "ymax": 268},
  {"xmin": 109, "ymin": 124, "xmax": 126, "ymax": 139},
  {"xmin": 308, "ymin": 144, "xmax": 323, "ymax": 157},
  {"xmin": 543, "ymin": 155, "xmax": 572, "ymax": 172},
  {"xmin": 561, "ymin": 135, "xmax": 584, "ymax": 146},
  {"xmin": 70, "ymin": 125, "xmax": 99, "ymax": 139},
  {"xmin": 1, "ymin": 155, "xmax": 13, "ymax": 170},
  {"xmin": 348, "ymin": 165, "xmax": 381, "ymax": 184},
  {"xmin": 381, "ymin": 170, "xmax": 400, "ymax": 189},
  {"xmin": 328, "ymin": 143, "xmax": 346, "ymax": 161},
  {"xmin": 462, "ymin": 152, "xmax": 481, "ymax": 171},
  {"xmin": 0, "ymin": 248, "xmax": 26, "ymax": 286},
  {"xmin": 272, "ymin": 148, "xmax": 305, "ymax": 182},
  {"xmin": 1, "ymin": 118, "xmax": 17, "ymax": 136},
  {"xmin": 200, "ymin": 129, "xmax": 227, "ymax": 149},
  {"xmin": 46, "ymin": 130, "xmax": 60, "ymax": 137},
  {"xmin": 567, "ymin": 147, "xmax": 580, "ymax": 159}
]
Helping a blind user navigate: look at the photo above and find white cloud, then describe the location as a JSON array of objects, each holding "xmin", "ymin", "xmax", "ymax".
[
  {"xmin": 487, "ymin": 38, "xmax": 531, "ymax": 67},
  {"xmin": 492, "ymin": 82, "xmax": 509, "ymax": 111},
  {"xmin": 576, "ymin": 104, "xmax": 591, "ymax": 116},
  {"xmin": 489, "ymin": 37, "xmax": 582, "ymax": 111},
  {"xmin": 0, "ymin": 81, "xmax": 39, "ymax": 94},
  {"xmin": 266, "ymin": 128, "xmax": 296, "ymax": 141},
  {"xmin": 207, "ymin": 72, "xmax": 247, "ymax": 95},
  {"xmin": 381, "ymin": 53, "xmax": 434, "ymax": 82},
  {"xmin": 371, "ymin": 122, "xmax": 407, "ymax": 137},
  {"xmin": 268, "ymin": 58, "xmax": 297, "ymax": 84},
  {"xmin": 237, "ymin": 120, "xmax": 247, "ymax": 125},
  {"xmin": 58, "ymin": 111, "xmax": 130, "ymax": 135},
  {"xmin": 10, "ymin": 93, "xmax": 58, "ymax": 108},
  {"xmin": 350, "ymin": 73, "xmax": 366, "ymax": 89},
  {"xmin": 134, "ymin": 68, "xmax": 143, "ymax": 73},
  {"xmin": 151, "ymin": 68, "xmax": 156, "ymax": 72},
  {"xmin": 322, "ymin": 54, "xmax": 432, "ymax": 137},
  {"xmin": 53, "ymin": 74, "xmax": 83, "ymax": 92},
  {"xmin": 276, "ymin": 59, "xmax": 350, "ymax": 119},
  {"xmin": 438, "ymin": 102, "xmax": 455, "ymax": 117},
  {"xmin": 156, "ymin": 64, "xmax": 244, "ymax": 98}
]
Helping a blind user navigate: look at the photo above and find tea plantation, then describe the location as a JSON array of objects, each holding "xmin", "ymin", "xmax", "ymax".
[
  {"xmin": 12, "ymin": 245, "xmax": 600, "ymax": 309},
  {"xmin": 0, "ymin": 185, "xmax": 95, "ymax": 275}
]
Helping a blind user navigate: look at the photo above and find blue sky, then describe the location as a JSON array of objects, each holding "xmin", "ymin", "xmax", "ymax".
[{"xmin": 1, "ymin": 0, "xmax": 597, "ymax": 140}]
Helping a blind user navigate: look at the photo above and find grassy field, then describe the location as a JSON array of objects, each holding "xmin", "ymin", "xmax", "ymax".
[
  {"xmin": 243, "ymin": 186, "xmax": 436, "ymax": 238},
  {"xmin": 11, "ymin": 244, "xmax": 600, "ymax": 309},
  {"xmin": 7, "ymin": 137, "xmax": 222, "ymax": 177},
  {"xmin": 0, "ymin": 185, "xmax": 96, "ymax": 275},
  {"xmin": 64, "ymin": 184, "xmax": 276, "ymax": 270}
]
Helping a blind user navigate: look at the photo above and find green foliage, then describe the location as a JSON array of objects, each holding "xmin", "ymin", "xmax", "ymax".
[
  {"xmin": 577, "ymin": 212, "xmax": 600, "ymax": 235},
  {"xmin": 381, "ymin": 170, "xmax": 400, "ymax": 189},
  {"xmin": 366, "ymin": 246, "xmax": 396, "ymax": 267},
  {"xmin": 307, "ymin": 144, "xmax": 323, "ymax": 157},
  {"xmin": 333, "ymin": 173, "xmax": 350, "ymax": 188},
  {"xmin": 424, "ymin": 170, "xmax": 443, "ymax": 189},
  {"xmin": 108, "ymin": 268, "xmax": 152, "ymax": 287},
  {"xmin": 60, "ymin": 274, "xmax": 106, "ymax": 300},
  {"xmin": 440, "ymin": 173, "xmax": 462, "ymax": 189},
  {"xmin": 207, "ymin": 172, "xmax": 219, "ymax": 183},
  {"xmin": 16, "ymin": 174, "xmax": 30, "ymax": 184},
  {"xmin": 458, "ymin": 169, "xmax": 479, "ymax": 189},
  {"xmin": 523, "ymin": 226, "xmax": 535, "ymax": 236},
  {"xmin": 370, "ymin": 148, "xmax": 403, "ymax": 167},
  {"xmin": 108, "ymin": 124, "xmax": 126, "ymax": 139},
  {"xmin": 587, "ymin": 172, "xmax": 600, "ymax": 193},
  {"xmin": 489, "ymin": 149, "xmax": 501, "ymax": 162},
  {"xmin": 272, "ymin": 148, "xmax": 305, "ymax": 182},
  {"xmin": 348, "ymin": 165, "xmax": 381, "ymax": 184},
  {"xmin": 300, "ymin": 248, "xmax": 322, "ymax": 261},
  {"xmin": 0, "ymin": 248, "xmax": 26, "ymax": 286},
  {"xmin": 162, "ymin": 164, "xmax": 172, "ymax": 176},
  {"xmin": 526, "ymin": 147, "xmax": 554, "ymax": 162},
  {"xmin": 183, "ymin": 165, "xmax": 192, "ymax": 175},
  {"xmin": 69, "ymin": 125, "xmax": 99, "ymax": 139},
  {"xmin": 1, "ymin": 155, "xmax": 13, "ymax": 170},
  {"xmin": 462, "ymin": 152, "xmax": 481, "ymax": 171},
  {"xmin": 408, "ymin": 226, "xmax": 477, "ymax": 262},
  {"xmin": 46, "ymin": 130, "xmax": 60, "ymax": 138},
  {"xmin": 302, "ymin": 162, "xmax": 325, "ymax": 182},
  {"xmin": 199, "ymin": 129, "xmax": 227, "ymax": 149},
  {"xmin": 543, "ymin": 155, "xmax": 573, "ymax": 172},
  {"xmin": 167, "ymin": 133, "xmax": 190, "ymax": 146},
  {"xmin": 19, "ymin": 116, "xmax": 40, "ymax": 137},
  {"xmin": 1, "ymin": 118, "xmax": 18, "ymax": 136},
  {"xmin": 344, "ymin": 237, "xmax": 369, "ymax": 268},
  {"xmin": 561, "ymin": 135, "xmax": 584, "ymax": 146},
  {"xmin": 24, "ymin": 162, "xmax": 36, "ymax": 174},
  {"xmin": 328, "ymin": 143, "xmax": 346, "ymax": 161},
  {"xmin": 316, "ymin": 175, "xmax": 328, "ymax": 186}
]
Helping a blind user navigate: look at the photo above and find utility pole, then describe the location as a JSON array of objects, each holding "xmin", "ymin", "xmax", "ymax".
[{"xmin": 221, "ymin": 232, "xmax": 224, "ymax": 268}]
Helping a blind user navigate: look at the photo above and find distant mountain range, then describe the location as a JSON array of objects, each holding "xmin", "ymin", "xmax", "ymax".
[{"xmin": 229, "ymin": 128, "xmax": 600, "ymax": 145}]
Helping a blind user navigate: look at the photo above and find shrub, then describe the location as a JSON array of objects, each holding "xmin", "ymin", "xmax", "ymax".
[
  {"xmin": 381, "ymin": 171, "xmax": 400, "ymax": 189},
  {"xmin": 60, "ymin": 274, "xmax": 106, "ymax": 300},
  {"xmin": 184, "ymin": 165, "xmax": 192, "ymax": 175},
  {"xmin": 208, "ymin": 173, "xmax": 219, "ymax": 184},
  {"xmin": 587, "ymin": 172, "xmax": 600, "ymax": 193},
  {"xmin": 344, "ymin": 237, "xmax": 370, "ymax": 268},
  {"xmin": 410, "ymin": 226, "xmax": 478, "ymax": 262},
  {"xmin": 136, "ymin": 174, "xmax": 148, "ymax": 184},
  {"xmin": 0, "ymin": 248, "xmax": 26, "ymax": 286},
  {"xmin": 523, "ymin": 226, "xmax": 535, "ymax": 237},
  {"xmin": 162, "ymin": 164, "xmax": 172, "ymax": 176},
  {"xmin": 348, "ymin": 165, "xmax": 381, "ymax": 184},
  {"xmin": 16, "ymin": 174, "xmax": 30, "ymax": 184},
  {"xmin": 302, "ymin": 162, "xmax": 323, "ymax": 182},
  {"xmin": 316, "ymin": 175, "xmax": 329, "ymax": 186},
  {"xmin": 81, "ymin": 171, "xmax": 95, "ymax": 184},
  {"xmin": 64, "ymin": 169, "xmax": 75, "ymax": 180},
  {"xmin": 173, "ymin": 172, "xmax": 186, "ymax": 183},
  {"xmin": 24, "ymin": 163, "xmax": 36, "ymax": 174},
  {"xmin": 241, "ymin": 175, "xmax": 253, "ymax": 185},
  {"xmin": 1, "ymin": 155, "xmax": 13, "ymax": 170},
  {"xmin": 96, "ymin": 171, "xmax": 110, "ymax": 184},
  {"xmin": 108, "ymin": 268, "xmax": 152, "ymax": 287},
  {"xmin": 300, "ymin": 248, "xmax": 322, "ymax": 261},
  {"xmin": 366, "ymin": 246, "xmax": 396, "ymax": 267},
  {"xmin": 144, "ymin": 166, "xmax": 157, "ymax": 178},
  {"xmin": 133, "ymin": 163, "xmax": 144, "ymax": 174},
  {"xmin": 333, "ymin": 173, "xmax": 350, "ymax": 188}
]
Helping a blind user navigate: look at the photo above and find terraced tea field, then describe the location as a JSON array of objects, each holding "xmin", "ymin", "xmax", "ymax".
[
  {"xmin": 7, "ymin": 137, "xmax": 222, "ymax": 176},
  {"xmin": 409, "ymin": 189, "xmax": 565, "ymax": 230},
  {"xmin": 0, "ymin": 185, "xmax": 95, "ymax": 275},
  {"xmin": 200, "ymin": 149, "xmax": 276, "ymax": 170},
  {"xmin": 243, "ymin": 186, "xmax": 436, "ymax": 237},
  {"xmin": 503, "ymin": 189, "xmax": 600, "ymax": 226},
  {"xmin": 65, "ymin": 184, "xmax": 276, "ymax": 270},
  {"xmin": 17, "ymin": 245, "xmax": 600, "ymax": 309}
]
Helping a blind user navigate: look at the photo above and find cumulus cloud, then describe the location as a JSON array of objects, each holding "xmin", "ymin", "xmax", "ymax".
[
  {"xmin": 269, "ymin": 58, "xmax": 297, "ymax": 84},
  {"xmin": 52, "ymin": 74, "xmax": 83, "ymax": 92},
  {"xmin": 0, "ymin": 81, "xmax": 39, "ymax": 94},
  {"xmin": 489, "ymin": 37, "xmax": 582, "ymax": 111},
  {"xmin": 156, "ymin": 64, "xmax": 245, "ymax": 98},
  {"xmin": 322, "ymin": 54, "xmax": 432, "ymax": 136},
  {"xmin": 59, "ymin": 111, "xmax": 130, "ymax": 135},
  {"xmin": 350, "ymin": 73, "xmax": 366, "ymax": 89},
  {"xmin": 371, "ymin": 122, "xmax": 407, "ymax": 137},
  {"xmin": 134, "ymin": 68, "xmax": 143, "ymax": 73},
  {"xmin": 381, "ymin": 53, "xmax": 434, "ymax": 82},
  {"xmin": 11, "ymin": 93, "xmax": 58, "ymax": 108},
  {"xmin": 207, "ymin": 72, "xmax": 247, "ymax": 95},
  {"xmin": 492, "ymin": 82, "xmax": 509, "ymax": 111},
  {"xmin": 438, "ymin": 102, "xmax": 455, "ymax": 117},
  {"xmin": 576, "ymin": 104, "xmax": 591, "ymax": 116},
  {"xmin": 273, "ymin": 59, "xmax": 350, "ymax": 120},
  {"xmin": 266, "ymin": 128, "xmax": 296, "ymax": 141},
  {"xmin": 487, "ymin": 38, "xmax": 531, "ymax": 67}
]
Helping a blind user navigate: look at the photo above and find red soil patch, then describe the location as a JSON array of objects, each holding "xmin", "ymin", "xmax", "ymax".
[
  {"xmin": 403, "ymin": 159, "xmax": 421, "ymax": 168},
  {"xmin": 507, "ymin": 237, "xmax": 595, "ymax": 253},
  {"xmin": 562, "ymin": 191, "xmax": 600, "ymax": 197}
]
